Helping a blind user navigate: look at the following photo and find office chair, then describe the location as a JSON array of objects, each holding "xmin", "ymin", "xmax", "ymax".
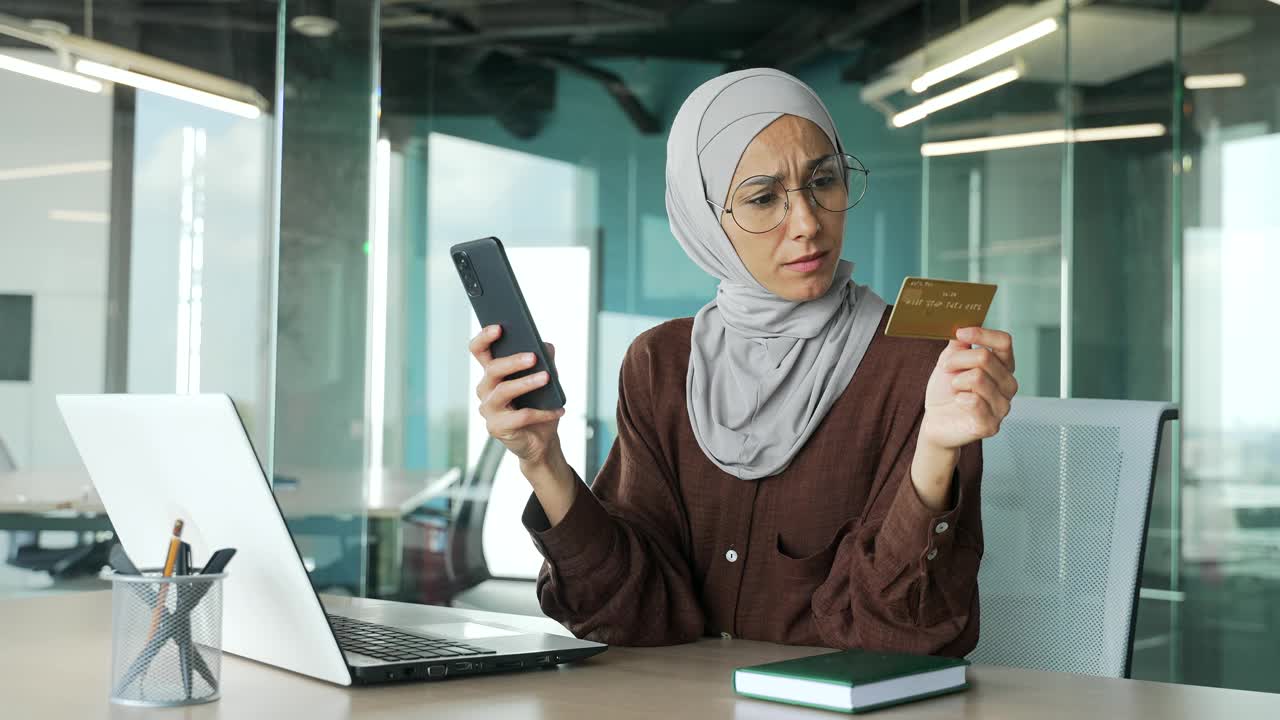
[
  {"xmin": 444, "ymin": 436, "xmax": 546, "ymax": 616},
  {"xmin": 445, "ymin": 436, "xmax": 504, "ymax": 592},
  {"xmin": 968, "ymin": 396, "xmax": 1178, "ymax": 678}
]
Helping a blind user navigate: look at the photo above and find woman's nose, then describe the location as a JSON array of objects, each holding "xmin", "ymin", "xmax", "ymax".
[{"xmin": 786, "ymin": 189, "xmax": 821, "ymax": 238}]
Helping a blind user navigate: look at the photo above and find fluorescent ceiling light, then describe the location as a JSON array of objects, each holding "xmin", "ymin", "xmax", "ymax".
[
  {"xmin": 1071, "ymin": 124, "xmax": 1168, "ymax": 143},
  {"xmin": 1184, "ymin": 73, "xmax": 1246, "ymax": 89},
  {"xmin": 49, "ymin": 209, "xmax": 109, "ymax": 223},
  {"xmin": 893, "ymin": 66, "xmax": 1021, "ymax": 128},
  {"xmin": 911, "ymin": 18, "xmax": 1058, "ymax": 93},
  {"xmin": 291, "ymin": 15, "xmax": 340, "ymax": 38},
  {"xmin": 0, "ymin": 160, "xmax": 110, "ymax": 181},
  {"xmin": 921, "ymin": 123, "xmax": 1166, "ymax": 157},
  {"xmin": 0, "ymin": 52, "xmax": 102, "ymax": 93},
  {"xmin": 74, "ymin": 59, "xmax": 261, "ymax": 119}
]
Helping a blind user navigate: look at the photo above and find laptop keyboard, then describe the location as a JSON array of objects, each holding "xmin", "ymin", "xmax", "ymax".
[{"xmin": 328, "ymin": 614, "xmax": 497, "ymax": 663}]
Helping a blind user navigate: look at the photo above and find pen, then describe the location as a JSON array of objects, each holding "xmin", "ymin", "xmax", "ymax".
[
  {"xmin": 200, "ymin": 548, "xmax": 237, "ymax": 575},
  {"xmin": 175, "ymin": 541, "xmax": 191, "ymax": 576},
  {"xmin": 146, "ymin": 519, "xmax": 185, "ymax": 642}
]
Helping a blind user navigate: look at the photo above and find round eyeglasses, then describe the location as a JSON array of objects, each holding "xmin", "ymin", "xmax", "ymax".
[{"xmin": 707, "ymin": 153, "xmax": 869, "ymax": 234}]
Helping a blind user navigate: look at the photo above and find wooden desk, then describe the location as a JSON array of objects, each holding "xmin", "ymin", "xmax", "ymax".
[{"xmin": 2, "ymin": 592, "xmax": 1279, "ymax": 719}]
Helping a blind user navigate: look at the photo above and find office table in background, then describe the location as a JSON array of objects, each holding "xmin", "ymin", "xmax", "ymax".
[
  {"xmin": 0, "ymin": 469, "xmax": 110, "ymax": 532},
  {"xmin": 0, "ymin": 467, "xmax": 459, "ymax": 597},
  {"xmin": 2, "ymin": 592, "xmax": 1279, "ymax": 719}
]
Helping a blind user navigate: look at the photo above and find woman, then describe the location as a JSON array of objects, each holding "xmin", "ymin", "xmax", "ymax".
[{"xmin": 467, "ymin": 69, "xmax": 1017, "ymax": 656}]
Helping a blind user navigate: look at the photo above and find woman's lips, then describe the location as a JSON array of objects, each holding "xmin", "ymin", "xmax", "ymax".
[{"xmin": 784, "ymin": 251, "xmax": 828, "ymax": 273}]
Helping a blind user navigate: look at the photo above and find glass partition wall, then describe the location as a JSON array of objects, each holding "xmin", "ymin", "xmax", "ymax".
[
  {"xmin": 917, "ymin": 0, "xmax": 1179, "ymax": 679},
  {"xmin": 1174, "ymin": 0, "xmax": 1280, "ymax": 693},
  {"xmin": 909, "ymin": 0, "xmax": 1280, "ymax": 691},
  {"xmin": 0, "ymin": 0, "xmax": 276, "ymax": 594},
  {"xmin": 272, "ymin": 0, "xmax": 379, "ymax": 598}
]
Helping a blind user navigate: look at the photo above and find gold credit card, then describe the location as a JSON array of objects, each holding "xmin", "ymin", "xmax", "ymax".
[{"xmin": 884, "ymin": 277, "xmax": 998, "ymax": 341}]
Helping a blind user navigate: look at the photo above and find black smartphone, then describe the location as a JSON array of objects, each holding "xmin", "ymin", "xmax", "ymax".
[{"xmin": 450, "ymin": 236, "xmax": 566, "ymax": 410}]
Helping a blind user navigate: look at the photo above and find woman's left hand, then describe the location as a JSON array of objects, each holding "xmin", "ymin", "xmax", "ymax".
[
  {"xmin": 919, "ymin": 326, "xmax": 1019, "ymax": 453},
  {"xmin": 910, "ymin": 327, "xmax": 1018, "ymax": 510}
]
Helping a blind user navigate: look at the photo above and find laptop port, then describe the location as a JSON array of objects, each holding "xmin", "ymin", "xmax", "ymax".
[
  {"xmin": 495, "ymin": 660, "xmax": 523, "ymax": 671},
  {"xmin": 537, "ymin": 655, "xmax": 554, "ymax": 666},
  {"xmin": 451, "ymin": 662, "xmax": 473, "ymax": 673}
]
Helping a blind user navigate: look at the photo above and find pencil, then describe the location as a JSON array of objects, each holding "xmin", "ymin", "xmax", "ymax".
[{"xmin": 145, "ymin": 519, "xmax": 185, "ymax": 642}]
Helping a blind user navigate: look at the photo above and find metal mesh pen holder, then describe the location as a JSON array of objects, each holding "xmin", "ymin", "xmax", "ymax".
[{"xmin": 106, "ymin": 570, "xmax": 226, "ymax": 707}]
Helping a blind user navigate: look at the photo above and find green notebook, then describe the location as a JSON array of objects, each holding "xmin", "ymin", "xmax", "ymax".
[{"xmin": 733, "ymin": 649, "xmax": 969, "ymax": 714}]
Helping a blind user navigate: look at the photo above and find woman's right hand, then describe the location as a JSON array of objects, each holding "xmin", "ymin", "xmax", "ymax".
[{"xmin": 469, "ymin": 324, "xmax": 566, "ymax": 468}]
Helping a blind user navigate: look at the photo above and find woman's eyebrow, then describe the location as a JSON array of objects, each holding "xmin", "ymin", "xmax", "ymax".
[
  {"xmin": 805, "ymin": 155, "xmax": 831, "ymax": 171},
  {"xmin": 755, "ymin": 156, "xmax": 831, "ymax": 181},
  {"xmin": 736, "ymin": 155, "xmax": 832, "ymax": 189}
]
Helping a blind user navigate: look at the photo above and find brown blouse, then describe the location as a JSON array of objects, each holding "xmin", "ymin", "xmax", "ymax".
[{"xmin": 521, "ymin": 307, "xmax": 982, "ymax": 656}]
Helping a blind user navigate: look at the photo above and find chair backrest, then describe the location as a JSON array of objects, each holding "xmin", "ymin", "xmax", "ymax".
[
  {"xmin": 445, "ymin": 436, "xmax": 505, "ymax": 592},
  {"xmin": 969, "ymin": 396, "xmax": 1177, "ymax": 678}
]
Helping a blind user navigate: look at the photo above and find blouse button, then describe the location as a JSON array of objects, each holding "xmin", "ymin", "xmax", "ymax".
[
  {"xmin": 721, "ymin": 632, "xmax": 733, "ymax": 640},
  {"xmin": 926, "ymin": 548, "xmax": 938, "ymax": 561},
  {"xmin": 725, "ymin": 549, "xmax": 739, "ymax": 563},
  {"xmin": 934, "ymin": 521, "xmax": 950, "ymax": 535}
]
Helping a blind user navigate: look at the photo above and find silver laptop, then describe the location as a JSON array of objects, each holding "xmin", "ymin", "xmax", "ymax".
[{"xmin": 57, "ymin": 393, "xmax": 606, "ymax": 686}]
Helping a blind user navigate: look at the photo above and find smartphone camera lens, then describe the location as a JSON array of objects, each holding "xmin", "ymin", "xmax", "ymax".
[{"xmin": 455, "ymin": 258, "xmax": 482, "ymax": 296}]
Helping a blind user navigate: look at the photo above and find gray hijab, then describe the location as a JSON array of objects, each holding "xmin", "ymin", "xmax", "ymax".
[{"xmin": 665, "ymin": 68, "xmax": 887, "ymax": 480}]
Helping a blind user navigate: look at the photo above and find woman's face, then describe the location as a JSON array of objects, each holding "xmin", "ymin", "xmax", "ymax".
[{"xmin": 719, "ymin": 114, "xmax": 843, "ymax": 302}]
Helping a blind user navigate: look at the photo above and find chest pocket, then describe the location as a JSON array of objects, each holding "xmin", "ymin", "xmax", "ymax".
[{"xmin": 773, "ymin": 518, "xmax": 858, "ymax": 580}]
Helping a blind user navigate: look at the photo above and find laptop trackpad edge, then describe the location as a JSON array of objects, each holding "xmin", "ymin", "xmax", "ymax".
[{"xmin": 416, "ymin": 622, "xmax": 523, "ymax": 640}]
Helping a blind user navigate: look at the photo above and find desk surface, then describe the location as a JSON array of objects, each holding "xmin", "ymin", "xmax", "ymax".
[
  {"xmin": 2, "ymin": 592, "xmax": 1279, "ymax": 719},
  {"xmin": 0, "ymin": 466, "xmax": 459, "ymax": 518}
]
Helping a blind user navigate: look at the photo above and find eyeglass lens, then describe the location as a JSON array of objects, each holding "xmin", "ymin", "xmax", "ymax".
[{"xmin": 727, "ymin": 153, "xmax": 867, "ymax": 233}]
